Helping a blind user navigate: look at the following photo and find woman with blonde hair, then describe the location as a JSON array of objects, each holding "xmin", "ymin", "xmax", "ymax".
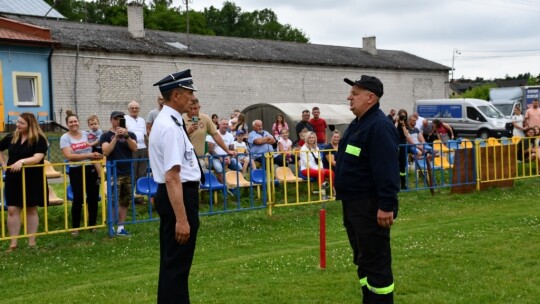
[
  {"xmin": 0, "ymin": 113, "xmax": 48, "ymax": 251},
  {"xmin": 299, "ymin": 131, "xmax": 334, "ymax": 186}
]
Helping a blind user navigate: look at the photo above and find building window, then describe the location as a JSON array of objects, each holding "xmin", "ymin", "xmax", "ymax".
[{"xmin": 12, "ymin": 72, "xmax": 42, "ymax": 106}]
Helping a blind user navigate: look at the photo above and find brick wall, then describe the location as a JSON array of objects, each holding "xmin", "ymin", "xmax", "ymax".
[{"xmin": 51, "ymin": 50, "xmax": 448, "ymax": 127}]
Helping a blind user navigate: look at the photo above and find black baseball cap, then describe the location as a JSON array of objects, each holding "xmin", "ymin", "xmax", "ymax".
[{"xmin": 344, "ymin": 75, "xmax": 384, "ymax": 98}]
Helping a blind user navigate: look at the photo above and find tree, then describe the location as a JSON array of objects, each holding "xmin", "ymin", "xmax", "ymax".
[
  {"xmin": 48, "ymin": 0, "xmax": 309, "ymax": 42},
  {"xmin": 455, "ymin": 83, "xmax": 496, "ymax": 100},
  {"xmin": 203, "ymin": 1, "xmax": 308, "ymax": 42}
]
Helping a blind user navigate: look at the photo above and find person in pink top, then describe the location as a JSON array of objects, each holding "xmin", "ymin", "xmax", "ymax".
[
  {"xmin": 309, "ymin": 106, "xmax": 327, "ymax": 148},
  {"xmin": 525, "ymin": 99, "xmax": 540, "ymax": 128},
  {"xmin": 272, "ymin": 114, "xmax": 289, "ymax": 140},
  {"xmin": 277, "ymin": 129, "xmax": 294, "ymax": 164}
]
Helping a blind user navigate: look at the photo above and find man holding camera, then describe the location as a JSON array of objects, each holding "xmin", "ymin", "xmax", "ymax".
[
  {"xmin": 183, "ymin": 98, "xmax": 235, "ymax": 169},
  {"xmin": 100, "ymin": 111, "xmax": 138, "ymax": 236}
]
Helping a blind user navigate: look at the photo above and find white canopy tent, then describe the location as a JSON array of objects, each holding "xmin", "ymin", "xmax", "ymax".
[{"xmin": 241, "ymin": 103, "xmax": 355, "ymax": 144}]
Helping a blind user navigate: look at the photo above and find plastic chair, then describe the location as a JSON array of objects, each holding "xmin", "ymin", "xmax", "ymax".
[
  {"xmin": 511, "ymin": 136, "xmax": 521, "ymax": 145},
  {"xmin": 474, "ymin": 138, "xmax": 487, "ymax": 147},
  {"xmin": 67, "ymin": 184, "xmax": 74, "ymax": 201},
  {"xmin": 460, "ymin": 138, "xmax": 473, "ymax": 149},
  {"xmin": 37, "ymin": 112, "xmax": 51, "ymax": 131},
  {"xmin": 225, "ymin": 171, "xmax": 251, "ymax": 188},
  {"xmin": 433, "ymin": 154, "xmax": 452, "ymax": 169},
  {"xmin": 48, "ymin": 185, "xmax": 64, "ymax": 206},
  {"xmin": 6, "ymin": 111, "xmax": 20, "ymax": 131},
  {"xmin": 446, "ymin": 139, "xmax": 460, "ymax": 150},
  {"xmin": 432, "ymin": 140, "xmax": 450, "ymax": 153},
  {"xmin": 44, "ymin": 160, "xmax": 62, "ymax": 179},
  {"xmin": 199, "ymin": 172, "xmax": 226, "ymax": 204},
  {"xmin": 251, "ymin": 169, "xmax": 278, "ymax": 198},
  {"xmin": 136, "ymin": 176, "xmax": 158, "ymax": 197},
  {"xmin": 487, "ymin": 137, "xmax": 501, "ymax": 146},
  {"xmin": 500, "ymin": 137, "xmax": 509, "ymax": 145},
  {"xmin": 275, "ymin": 167, "xmax": 300, "ymax": 183}
]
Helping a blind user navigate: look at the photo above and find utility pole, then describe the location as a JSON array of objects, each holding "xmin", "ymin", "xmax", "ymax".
[
  {"xmin": 185, "ymin": 0, "xmax": 191, "ymax": 49},
  {"xmin": 451, "ymin": 49, "xmax": 461, "ymax": 82}
]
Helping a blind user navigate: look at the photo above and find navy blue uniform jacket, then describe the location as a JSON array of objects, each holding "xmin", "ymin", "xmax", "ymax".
[{"xmin": 334, "ymin": 103, "xmax": 400, "ymax": 212}]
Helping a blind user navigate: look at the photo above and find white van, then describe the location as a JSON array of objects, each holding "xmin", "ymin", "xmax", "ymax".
[{"xmin": 415, "ymin": 98, "xmax": 512, "ymax": 139}]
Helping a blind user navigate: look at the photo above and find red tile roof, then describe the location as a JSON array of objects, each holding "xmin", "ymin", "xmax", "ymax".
[{"xmin": 0, "ymin": 16, "xmax": 54, "ymax": 44}]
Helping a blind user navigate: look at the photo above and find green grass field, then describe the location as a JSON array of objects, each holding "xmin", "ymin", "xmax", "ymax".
[{"xmin": 1, "ymin": 179, "xmax": 539, "ymax": 303}]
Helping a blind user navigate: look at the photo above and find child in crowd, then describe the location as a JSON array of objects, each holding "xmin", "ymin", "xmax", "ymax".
[
  {"xmin": 87, "ymin": 115, "xmax": 103, "ymax": 179},
  {"xmin": 278, "ymin": 129, "xmax": 293, "ymax": 164},
  {"xmin": 233, "ymin": 130, "xmax": 256, "ymax": 175}
]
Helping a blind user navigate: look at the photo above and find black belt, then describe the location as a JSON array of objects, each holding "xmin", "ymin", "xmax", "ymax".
[{"xmin": 157, "ymin": 181, "xmax": 199, "ymax": 188}]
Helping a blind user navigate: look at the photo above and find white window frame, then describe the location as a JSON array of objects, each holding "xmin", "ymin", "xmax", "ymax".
[{"xmin": 12, "ymin": 72, "xmax": 42, "ymax": 106}]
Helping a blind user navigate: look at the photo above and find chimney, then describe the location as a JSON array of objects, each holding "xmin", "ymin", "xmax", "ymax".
[
  {"xmin": 127, "ymin": 2, "xmax": 144, "ymax": 38},
  {"xmin": 363, "ymin": 36, "xmax": 377, "ymax": 56}
]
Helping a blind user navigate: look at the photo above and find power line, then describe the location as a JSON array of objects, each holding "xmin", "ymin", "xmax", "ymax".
[
  {"xmin": 462, "ymin": 49, "xmax": 540, "ymax": 53},
  {"xmin": 458, "ymin": 0, "xmax": 540, "ymax": 13}
]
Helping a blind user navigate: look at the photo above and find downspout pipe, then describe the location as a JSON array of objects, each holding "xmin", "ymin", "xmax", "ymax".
[
  {"xmin": 74, "ymin": 43, "xmax": 79, "ymax": 115},
  {"xmin": 47, "ymin": 47, "xmax": 54, "ymax": 121}
]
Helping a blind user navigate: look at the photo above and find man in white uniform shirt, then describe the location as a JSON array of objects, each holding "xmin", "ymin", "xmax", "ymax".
[
  {"xmin": 149, "ymin": 69, "xmax": 202, "ymax": 304},
  {"xmin": 125, "ymin": 100, "xmax": 148, "ymax": 184}
]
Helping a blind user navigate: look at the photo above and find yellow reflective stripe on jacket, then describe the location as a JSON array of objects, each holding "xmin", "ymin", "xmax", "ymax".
[
  {"xmin": 359, "ymin": 277, "xmax": 394, "ymax": 295},
  {"xmin": 400, "ymin": 171, "xmax": 406, "ymax": 176}
]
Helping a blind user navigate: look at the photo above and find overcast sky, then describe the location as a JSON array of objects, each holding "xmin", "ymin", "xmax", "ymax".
[{"xmin": 172, "ymin": 0, "xmax": 540, "ymax": 80}]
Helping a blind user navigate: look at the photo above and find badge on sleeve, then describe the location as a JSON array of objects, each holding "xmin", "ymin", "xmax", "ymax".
[{"xmin": 345, "ymin": 144, "xmax": 361, "ymax": 157}]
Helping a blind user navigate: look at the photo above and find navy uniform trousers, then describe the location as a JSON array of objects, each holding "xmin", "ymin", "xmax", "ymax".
[
  {"xmin": 342, "ymin": 197, "xmax": 394, "ymax": 304},
  {"xmin": 155, "ymin": 182, "xmax": 200, "ymax": 304}
]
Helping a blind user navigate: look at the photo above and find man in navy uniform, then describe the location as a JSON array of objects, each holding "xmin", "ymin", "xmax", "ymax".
[
  {"xmin": 149, "ymin": 69, "xmax": 202, "ymax": 303},
  {"xmin": 335, "ymin": 75, "xmax": 400, "ymax": 304}
]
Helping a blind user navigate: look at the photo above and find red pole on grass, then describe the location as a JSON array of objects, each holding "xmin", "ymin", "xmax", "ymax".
[{"xmin": 319, "ymin": 208, "xmax": 326, "ymax": 269}]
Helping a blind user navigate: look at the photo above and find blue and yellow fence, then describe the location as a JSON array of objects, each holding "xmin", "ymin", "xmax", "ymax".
[
  {"xmin": 1, "ymin": 159, "xmax": 107, "ymax": 242},
  {"xmin": 264, "ymin": 149, "xmax": 336, "ymax": 216},
  {"xmin": 3, "ymin": 136, "xmax": 539, "ymax": 241}
]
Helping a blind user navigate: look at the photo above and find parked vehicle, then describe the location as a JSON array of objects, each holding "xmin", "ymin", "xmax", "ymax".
[
  {"xmin": 489, "ymin": 86, "xmax": 540, "ymax": 118},
  {"xmin": 415, "ymin": 98, "xmax": 512, "ymax": 139}
]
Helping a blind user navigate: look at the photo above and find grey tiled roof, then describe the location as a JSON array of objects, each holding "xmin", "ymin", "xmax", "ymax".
[{"xmin": 5, "ymin": 14, "xmax": 449, "ymax": 71}]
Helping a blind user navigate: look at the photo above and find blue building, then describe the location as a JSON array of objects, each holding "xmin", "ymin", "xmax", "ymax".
[{"xmin": 0, "ymin": 8, "xmax": 59, "ymax": 131}]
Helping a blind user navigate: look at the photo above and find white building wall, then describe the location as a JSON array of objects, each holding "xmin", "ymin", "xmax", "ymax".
[{"xmin": 51, "ymin": 50, "xmax": 448, "ymax": 127}]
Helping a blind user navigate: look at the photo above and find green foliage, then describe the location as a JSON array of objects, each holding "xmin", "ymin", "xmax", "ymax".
[
  {"xmin": 46, "ymin": 0, "xmax": 308, "ymax": 42},
  {"xmin": 2, "ymin": 180, "xmax": 540, "ymax": 303},
  {"xmin": 454, "ymin": 83, "xmax": 496, "ymax": 100},
  {"xmin": 204, "ymin": 2, "xmax": 309, "ymax": 42}
]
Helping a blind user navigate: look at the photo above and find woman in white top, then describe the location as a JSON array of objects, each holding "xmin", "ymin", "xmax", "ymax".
[
  {"xmin": 60, "ymin": 110, "xmax": 102, "ymax": 235},
  {"xmin": 299, "ymin": 131, "xmax": 334, "ymax": 186},
  {"xmin": 511, "ymin": 106, "xmax": 525, "ymax": 138}
]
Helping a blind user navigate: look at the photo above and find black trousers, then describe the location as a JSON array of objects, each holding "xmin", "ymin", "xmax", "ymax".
[
  {"xmin": 342, "ymin": 197, "xmax": 394, "ymax": 304},
  {"xmin": 155, "ymin": 182, "xmax": 200, "ymax": 304},
  {"xmin": 69, "ymin": 165, "xmax": 99, "ymax": 228}
]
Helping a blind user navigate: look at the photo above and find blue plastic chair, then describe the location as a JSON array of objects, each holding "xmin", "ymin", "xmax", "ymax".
[
  {"xmin": 66, "ymin": 184, "xmax": 102, "ymax": 202},
  {"xmin": 136, "ymin": 176, "xmax": 158, "ymax": 197},
  {"xmin": 199, "ymin": 172, "xmax": 226, "ymax": 205},
  {"xmin": 446, "ymin": 139, "xmax": 460, "ymax": 150},
  {"xmin": 67, "ymin": 184, "xmax": 74, "ymax": 201},
  {"xmin": 250, "ymin": 169, "xmax": 279, "ymax": 186}
]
